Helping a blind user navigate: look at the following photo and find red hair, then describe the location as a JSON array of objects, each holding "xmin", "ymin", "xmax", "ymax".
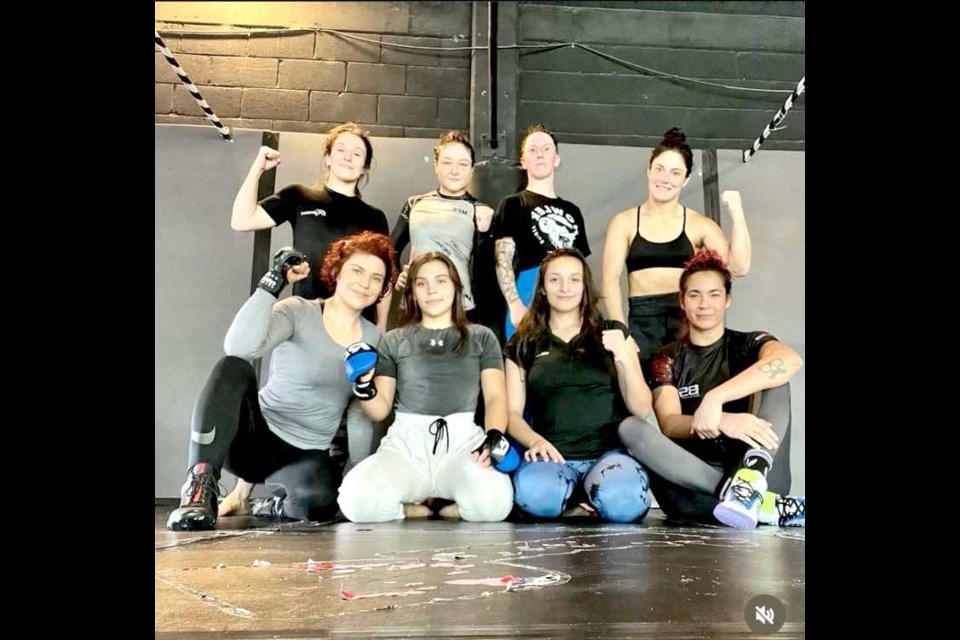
[
  {"xmin": 320, "ymin": 231, "xmax": 397, "ymax": 300},
  {"xmin": 679, "ymin": 249, "xmax": 732, "ymax": 295}
]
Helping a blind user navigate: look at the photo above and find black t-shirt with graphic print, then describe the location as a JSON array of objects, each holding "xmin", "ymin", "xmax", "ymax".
[
  {"xmin": 504, "ymin": 324, "xmax": 627, "ymax": 460},
  {"xmin": 649, "ymin": 329, "xmax": 778, "ymax": 415},
  {"xmin": 492, "ymin": 190, "xmax": 591, "ymax": 273},
  {"xmin": 260, "ymin": 185, "xmax": 389, "ymax": 300}
]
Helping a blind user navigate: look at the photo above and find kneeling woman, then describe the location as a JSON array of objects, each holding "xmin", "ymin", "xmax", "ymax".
[
  {"xmin": 337, "ymin": 252, "xmax": 514, "ymax": 522},
  {"xmin": 167, "ymin": 231, "xmax": 395, "ymax": 531},
  {"xmin": 503, "ymin": 248, "xmax": 653, "ymax": 523}
]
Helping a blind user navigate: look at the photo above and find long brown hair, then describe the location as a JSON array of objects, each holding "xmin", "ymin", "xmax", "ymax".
[
  {"xmin": 399, "ymin": 252, "xmax": 470, "ymax": 352},
  {"xmin": 511, "ymin": 248, "xmax": 605, "ymax": 367}
]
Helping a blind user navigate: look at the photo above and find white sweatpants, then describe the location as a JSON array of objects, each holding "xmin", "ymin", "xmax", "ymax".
[{"xmin": 338, "ymin": 412, "xmax": 514, "ymax": 523}]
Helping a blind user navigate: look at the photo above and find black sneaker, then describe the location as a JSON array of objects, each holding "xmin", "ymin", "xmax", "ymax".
[
  {"xmin": 251, "ymin": 495, "xmax": 285, "ymax": 520},
  {"xmin": 166, "ymin": 463, "xmax": 221, "ymax": 531}
]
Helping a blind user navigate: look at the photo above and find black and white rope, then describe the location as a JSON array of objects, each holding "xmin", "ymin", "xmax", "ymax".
[
  {"xmin": 155, "ymin": 31, "xmax": 232, "ymax": 141},
  {"xmin": 743, "ymin": 76, "xmax": 804, "ymax": 163}
]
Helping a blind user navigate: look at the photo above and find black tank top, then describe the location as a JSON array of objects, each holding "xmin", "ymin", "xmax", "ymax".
[{"xmin": 625, "ymin": 206, "xmax": 695, "ymax": 273}]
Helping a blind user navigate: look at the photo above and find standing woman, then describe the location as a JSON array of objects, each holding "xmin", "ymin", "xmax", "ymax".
[
  {"xmin": 601, "ymin": 127, "xmax": 751, "ymax": 373},
  {"xmin": 493, "ymin": 125, "xmax": 591, "ymax": 342},
  {"xmin": 231, "ymin": 122, "xmax": 392, "ymax": 331},
  {"xmin": 391, "ymin": 131, "xmax": 495, "ymax": 321}
]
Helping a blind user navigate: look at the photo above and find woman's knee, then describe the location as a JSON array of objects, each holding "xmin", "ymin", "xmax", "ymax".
[
  {"xmin": 337, "ymin": 460, "xmax": 406, "ymax": 522},
  {"xmin": 285, "ymin": 485, "xmax": 338, "ymax": 521},
  {"xmin": 513, "ymin": 464, "xmax": 573, "ymax": 518},
  {"xmin": 590, "ymin": 475, "xmax": 651, "ymax": 523},
  {"xmin": 459, "ymin": 474, "xmax": 514, "ymax": 522},
  {"xmin": 618, "ymin": 415, "xmax": 660, "ymax": 450},
  {"xmin": 587, "ymin": 455, "xmax": 652, "ymax": 523},
  {"xmin": 212, "ymin": 355, "xmax": 256, "ymax": 381}
]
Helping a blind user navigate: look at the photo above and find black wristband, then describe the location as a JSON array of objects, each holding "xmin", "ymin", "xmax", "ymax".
[{"xmin": 352, "ymin": 379, "xmax": 377, "ymax": 401}]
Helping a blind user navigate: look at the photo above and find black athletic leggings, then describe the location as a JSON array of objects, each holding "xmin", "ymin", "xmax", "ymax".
[
  {"xmin": 628, "ymin": 293, "xmax": 683, "ymax": 377},
  {"xmin": 188, "ymin": 356, "xmax": 338, "ymax": 521}
]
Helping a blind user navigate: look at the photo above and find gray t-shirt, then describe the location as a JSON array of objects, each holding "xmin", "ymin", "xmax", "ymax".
[
  {"xmin": 223, "ymin": 290, "xmax": 381, "ymax": 449},
  {"xmin": 392, "ymin": 190, "xmax": 483, "ymax": 310},
  {"xmin": 377, "ymin": 324, "xmax": 503, "ymax": 415}
]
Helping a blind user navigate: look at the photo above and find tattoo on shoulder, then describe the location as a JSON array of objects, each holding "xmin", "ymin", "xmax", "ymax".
[{"xmin": 759, "ymin": 357, "xmax": 786, "ymax": 379}]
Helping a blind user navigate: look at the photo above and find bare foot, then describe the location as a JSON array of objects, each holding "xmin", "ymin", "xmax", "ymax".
[
  {"xmin": 438, "ymin": 503, "xmax": 461, "ymax": 520},
  {"xmin": 218, "ymin": 481, "xmax": 254, "ymax": 517},
  {"xmin": 402, "ymin": 503, "xmax": 433, "ymax": 519},
  {"xmin": 561, "ymin": 502, "xmax": 597, "ymax": 518}
]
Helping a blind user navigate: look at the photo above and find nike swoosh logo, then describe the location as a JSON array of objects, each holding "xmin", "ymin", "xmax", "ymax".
[{"xmin": 191, "ymin": 427, "xmax": 216, "ymax": 445}]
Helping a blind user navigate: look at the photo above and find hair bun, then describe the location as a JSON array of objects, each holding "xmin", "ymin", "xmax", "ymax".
[{"xmin": 662, "ymin": 127, "xmax": 686, "ymax": 144}]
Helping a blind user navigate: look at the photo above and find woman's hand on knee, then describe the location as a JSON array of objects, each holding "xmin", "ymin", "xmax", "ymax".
[
  {"xmin": 720, "ymin": 413, "xmax": 779, "ymax": 450},
  {"xmin": 525, "ymin": 437, "xmax": 565, "ymax": 464}
]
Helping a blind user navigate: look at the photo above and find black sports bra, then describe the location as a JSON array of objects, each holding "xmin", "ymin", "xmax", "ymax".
[{"xmin": 626, "ymin": 206, "xmax": 695, "ymax": 273}]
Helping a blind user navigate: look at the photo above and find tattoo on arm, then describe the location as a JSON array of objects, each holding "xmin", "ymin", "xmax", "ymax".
[
  {"xmin": 759, "ymin": 358, "xmax": 786, "ymax": 380},
  {"xmin": 495, "ymin": 238, "xmax": 520, "ymax": 304}
]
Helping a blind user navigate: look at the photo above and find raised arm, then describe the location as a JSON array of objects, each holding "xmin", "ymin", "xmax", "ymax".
[
  {"xmin": 720, "ymin": 190, "xmax": 751, "ymax": 276},
  {"xmin": 602, "ymin": 326, "xmax": 652, "ymax": 419},
  {"xmin": 698, "ymin": 191, "xmax": 751, "ymax": 276},
  {"xmin": 475, "ymin": 204, "xmax": 495, "ymax": 233},
  {"xmin": 223, "ymin": 252, "xmax": 310, "ymax": 357},
  {"xmin": 231, "ymin": 146, "xmax": 282, "ymax": 232}
]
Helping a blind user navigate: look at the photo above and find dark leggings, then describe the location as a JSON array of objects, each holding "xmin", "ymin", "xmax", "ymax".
[
  {"xmin": 628, "ymin": 293, "xmax": 683, "ymax": 376},
  {"xmin": 188, "ymin": 356, "xmax": 338, "ymax": 521},
  {"xmin": 619, "ymin": 384, "xmax": 793, "ymax": 524}
]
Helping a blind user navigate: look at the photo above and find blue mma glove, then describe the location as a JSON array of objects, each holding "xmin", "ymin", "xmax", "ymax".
[
  {"xmin": 475, "ymin": 429, "xmax": 522, "ymax": 473},
  {"xmin": 345, "ymin": 342, "xmax": 379, "ymax": 400}
]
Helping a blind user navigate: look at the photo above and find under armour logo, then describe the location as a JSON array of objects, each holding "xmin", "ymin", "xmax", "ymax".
[{"xmin": 430, "ymin": 338, "xmax": 444, "ymax": 347}]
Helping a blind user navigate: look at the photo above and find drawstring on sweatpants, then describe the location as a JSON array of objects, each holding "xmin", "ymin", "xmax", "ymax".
[{"xmin": 429, "ymin": 418, "xmax": 449, "ymax": 455}]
